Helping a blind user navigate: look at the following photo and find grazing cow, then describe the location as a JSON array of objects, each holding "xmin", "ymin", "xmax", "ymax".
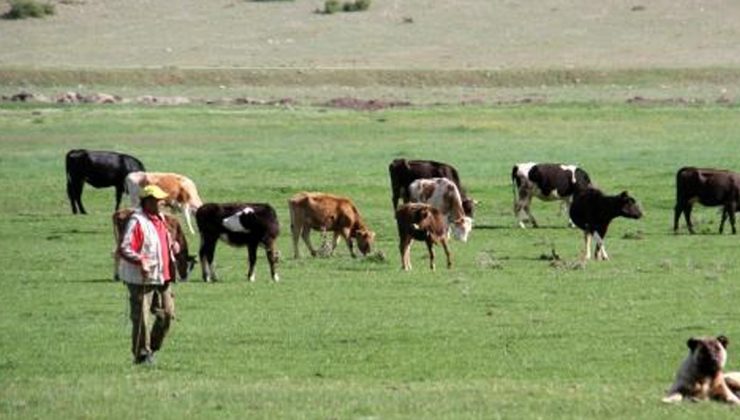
[
  {"xmin": 112, "ymin": 209, "xmax": 196, "ymax": 281},
  {"xmin": 408, "ymin": 177, "xmax": 473, "ymax": 242},
  {"xmin": 288, "ymin": 192, "xmax": 375, "ymax": 259},
  {"xmin": 511, "ymin": 162, "xmax": 592, "ymax": 228},
  {"xmin": 395, "ymin": 203, "xmax": 452, "ymax": 271},
  {"xmin": 195, "ymin": 203, "xmax": 280, "ymax": 282},
  {"xmin": 674, "ymin": 167, "xmax": 740, "ymax": 235},
  {"xmin": 126, "ymin": 172, "xmax": 203, "ymax": 234},
  {"xmin": 569, "ymin": 188, "xmax": 642, "ymax": 260},
  {"xmin": 388, "ymin": 158, "xmax": 474, "ymax": 216},
  {"xmin": 65, "ymin": 149, "xmax": 145, "ymax": 214}
]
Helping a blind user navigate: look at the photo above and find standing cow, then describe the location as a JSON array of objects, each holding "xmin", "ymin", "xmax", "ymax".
[
  {"xmin": 125, "ymin": 172, "xmax": 203, "ymax": 234},
  {"xmin": 196, "ymin": 203, "xmax": 280, "ymax": 282},
  {"xmin": 112, "ymin": 209, "xmax": 196, "ymax": 281},
  {"xmin": 65, "ymin": 149, "xmax": 145, "ymax": 214},
  {"xmin": 408, "ymin": 177, "xmax": 473, "ymax": 242},
  {"xmin": 288, "ymin": 192, "xmax": 375, "ymax": 259},
  {"xmin": 569, "ymin": 188, "xmax": 642, "ymax": 261},
  {"xmin": 674, "ymin": 167, "xmax": 740, "ymax": 234},
  {"xmin": 511, "ymin": 162, "xmax": 592, "ymax": 228},
  {"xmin": 388, "ymin": 158, "xmax": 474, "ymax": 216}
]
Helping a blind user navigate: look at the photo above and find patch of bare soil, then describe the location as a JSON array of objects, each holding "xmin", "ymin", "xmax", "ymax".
[{"xmin": 322, "ymin": 97, "xmax": 412, "ymax": 111}]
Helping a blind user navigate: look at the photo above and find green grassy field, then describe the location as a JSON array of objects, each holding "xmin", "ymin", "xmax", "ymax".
[{"xmin": 1, "ymin": 103, "xmax": 740, "ymax": 418}]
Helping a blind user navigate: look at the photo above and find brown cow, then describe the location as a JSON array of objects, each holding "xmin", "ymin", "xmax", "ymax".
[
  {"xmin": 112, "ymin": 209, "xmax": 196, "ymax": 281},
  {"xmin": 674, "ymin": 167, "xmax": 740, "ymax": 234},
  {"xmin": 125, "ymin": 171, "xmax": 204, "ymax": 234},
  {"xmin": 395, "ymin": 203, "xmax": 451, "ymax": 271},
  {"xmin": 288, "ymin": 192, "xmax": 375, "ymax": 259}
]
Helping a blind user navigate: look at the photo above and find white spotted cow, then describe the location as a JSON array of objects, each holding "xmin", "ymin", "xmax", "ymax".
[
  {"xmin": 195, "ymin": 202, "xmax": 280, "ymax": 282},
  {"xmin": 511, "ymin": 162, "xmax": 592, "ymax": 228},
  {"xmin": 408, "ymin": 177, "xmax": 473, "ymax": 242}
]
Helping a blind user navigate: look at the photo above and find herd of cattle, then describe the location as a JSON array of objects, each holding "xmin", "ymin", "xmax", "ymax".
[{"xmin": 65, "ymin": 149, "xmax": 740, "ymax": 281}]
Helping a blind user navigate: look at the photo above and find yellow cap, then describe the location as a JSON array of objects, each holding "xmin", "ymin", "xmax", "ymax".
[{"xmin": 139, "ymin": 184, "xmax": 169, "ymax": 199}]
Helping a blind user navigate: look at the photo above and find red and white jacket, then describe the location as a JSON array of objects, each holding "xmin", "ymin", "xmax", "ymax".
[{"xmin": 117, "ymin": 209, "xmax": 173, "ymax": 285}]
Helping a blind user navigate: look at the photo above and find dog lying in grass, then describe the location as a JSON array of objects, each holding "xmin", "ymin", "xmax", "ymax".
[{"xmin": 663, "ymin": 335, "xmax": 740, "ymax": 404}]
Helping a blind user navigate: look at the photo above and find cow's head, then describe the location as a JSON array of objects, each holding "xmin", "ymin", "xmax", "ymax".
[
  {"xmin": 176, "ymin": 254, "xmax": 198, "ymax": 281},
  {"xmin": 355, "ymin": 229, "xmax": 376, "ymax": 256},
  {"xmin": 617, "ymin": 191, "xmax": 642, "ymax": 219},
  {"xmin": 451, "ymin": 216, "xmax": 473, "ymax": 242},
  {"xmin": 687, "ymin": 335, "xmax": 729, "ymax": 376}
]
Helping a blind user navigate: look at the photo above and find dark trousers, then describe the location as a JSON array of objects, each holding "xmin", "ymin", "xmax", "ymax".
[{"xmin": 127, "ymin": 282, "xmax": 175, "ymax": 359}]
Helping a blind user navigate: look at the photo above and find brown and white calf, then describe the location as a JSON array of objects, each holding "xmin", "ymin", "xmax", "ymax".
[
  {"xmin": 288, "ymin": 192, "xmax": 375, "ymax": 258},
  {"xmin": 112, "ymin": 208, "xmax": 196, "ymax": 281},
  {"xmin": 408, "ymin": 177, "xmax": 473, "ymax": 242},
  {"xmin": 674, "ymin": 167, "xmax": 740, "ymax": 234},
  {"xmin": 395, "ymin": 203, "xmax": 452, "ymax": 271},
  {"xmin": 388, "ymin": 158, "xmax": 475, "ymax": 216},
  {"xmin": 195, "ymin": 202, "xmax": 280, "ymax": 282},
  {"xmin": 569, "ymin": 188, "xmax": 642, "ymax": 260},
  {"xmin": 125, "ymin": 171, "xmax": 203, "ymax": 234},
  {"xmin": 511, "ymin": 162, "xmax": 592, "ymax": 228}
]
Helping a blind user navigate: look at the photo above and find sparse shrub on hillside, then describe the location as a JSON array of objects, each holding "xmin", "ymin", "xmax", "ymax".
[
  {"xmin": 323, "ymin": 0, "xmax": 341, "ymax": 14},
  {"xmin": 3, "ymin": 0, "xmax": 55, "ymax": 19},
  {"xmin": 322, "ymin": 0, "xmax": 369, "ymax": 14},
  {"xmin": 344, "ymin": 0, "xmax": 370, "ymax": 11}
]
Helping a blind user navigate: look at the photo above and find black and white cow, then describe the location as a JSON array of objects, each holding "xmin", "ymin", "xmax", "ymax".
[
  {"xmin": 195, "ymin": 203, "xmax": 280, "ymax": 282},
  {"xmin": 511, "ymin": 162, "xmax": 592, "ymax": 228},
  {"xmin": 674, "ymin": 167, "xmax": 740, "ymax": 234},
  {"xmin": 65, "ymin": 149, "xmax": 145, "ymax": 214},
  {"xmin": 569, "ymin": 188, "xmax": 642, "ymax": 260},
  {"xmin": 388, "ymin": 158, "xmax": 474, "ymax": 217}
]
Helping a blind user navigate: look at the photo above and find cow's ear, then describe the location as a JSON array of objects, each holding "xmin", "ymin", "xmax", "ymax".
[
  {"xmin": 687, "ymin": 338, "xmax": 700, "ymax": 352},
  {"xmin": 718, "ymin": 335, "xmax": 730, "ymax": 349},
  {"xmin": 619, "ymin": 191, "xmax": 629, "ymax": 198}
]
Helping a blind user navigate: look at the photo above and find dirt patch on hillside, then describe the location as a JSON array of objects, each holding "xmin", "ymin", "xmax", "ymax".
[{"xmin": 322, "ymin": 97, "xmax": 412, "ymax": 111}]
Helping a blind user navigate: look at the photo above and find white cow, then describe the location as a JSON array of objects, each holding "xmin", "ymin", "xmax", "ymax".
[
  {"xmin": 408, "ymin": 177, "xmax": 473, "ymax": 242},
  {"xmin": 125, "ymin": 171, "xmax": 203, "ymax": 234}
]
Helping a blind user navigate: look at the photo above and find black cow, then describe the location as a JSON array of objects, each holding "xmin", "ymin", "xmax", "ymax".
[
  {"xmin": 388, "ymin": 158, "xmax": 474, "ymax": 216},
  {"xmin": 674, "ymin": 167, "xmax": 740, "ymax": 235},
  {"xmin": 569, "ymin": 188, "xmax": 642, "ymax": 260},
  {"xmin": 65, "ymin": 149, "xmax": 145, "ymax": 214},
  {"xmin": 511, "ymin": 162, "xmax": 592, "ymax": 228},
  {"xmin": 196, "ymin": 203, "xmax": 280, "ymax": 282}
]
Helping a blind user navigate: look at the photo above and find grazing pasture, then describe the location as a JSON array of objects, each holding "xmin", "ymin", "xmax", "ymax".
[{"xmin": 1, "ymin": 103, "xmax": 740, "ymax": 418}]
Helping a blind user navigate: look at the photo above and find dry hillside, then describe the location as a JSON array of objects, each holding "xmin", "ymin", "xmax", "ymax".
[{"xmin": 1, "ymin": 0, "xmax": 739, "ymax": 70}]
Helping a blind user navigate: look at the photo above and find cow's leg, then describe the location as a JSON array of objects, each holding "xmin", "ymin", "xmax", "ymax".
[
  {"xmin": 342, "ymin": 229, "xmax": 356, "ymax": 258},
  {"xmin": 68, "ymin": 177, "xmax": 86, "ymax": 214},
  {"xmin": 266, "ymin": 242, "xmax": 279, "ymax": 282},
  {"xmin": 199, "ymin": 237, "xmax": 218, "ymax": 282},
  {"xmin": 246, "ymin": 244, "xmax": 257, "ymax": 282},
  {"xmin": 183, "ymin": 206, "xmax": 196, "ymax": 235},
  {"xmin": 114, "ymin": 185, "xmax": 124, "ymax": 211},
  {"xmin": 683, "ymin": 204, "xmax": 695, "ymax": 234},
  {"xmin": 291, "ymin": 222, "xmax": 301, "ymax": 259},
  {"xmin": 594, "ymin": 232, "xmax": 608, "ymax": 260},
  {"xmin": 400, "ymin": 236, "xmax": 412, "ymax": 271},
  {"xmin": 582, "ymin": 232, "xmax": 592, "ymax": 260},
  {"xmin": 673, "ymin": 203, "xmax": 684, "ymax": 233},
  {"xmin": 425, "ymin": 238, "xmax": 436, "ymax": 271},
  {"xmin": 514, "ymin": 190, "xmax": 531, "ymax": 228},
  {"xmin": 727, "ymin": 202, "xmax": 737, "ymax": 234},
  {"xmin": 440, "ymin": 238, "xmax": 452, "ymax": 269},
  {"xmin": 301, "ymin": 227, "xmax": 318, "ymax": 257}
]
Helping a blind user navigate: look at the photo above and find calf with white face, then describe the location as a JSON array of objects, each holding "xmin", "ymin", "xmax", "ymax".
[{"xmin": 195, "ymin": 203, "xmax": 280, "ymax": 282}]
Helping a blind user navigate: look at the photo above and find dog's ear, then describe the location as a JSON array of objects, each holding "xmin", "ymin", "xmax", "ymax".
[
  {"xmin": 718, "ymin": 335, "xmax": 730, "ymax": 349},
  {"xmin": 687, "ymin": 338, "xmax": 700, "ymax": 352}
]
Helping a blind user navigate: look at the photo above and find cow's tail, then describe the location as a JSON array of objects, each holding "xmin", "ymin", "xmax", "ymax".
[{"xmin": 511, "ymin": 165, "xmax": 520, "ymax": 205}]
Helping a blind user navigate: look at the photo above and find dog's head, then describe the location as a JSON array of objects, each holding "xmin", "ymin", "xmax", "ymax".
[{"xmin": 687, "ymin": 335, "xmax": 729, "ymax": 376}]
